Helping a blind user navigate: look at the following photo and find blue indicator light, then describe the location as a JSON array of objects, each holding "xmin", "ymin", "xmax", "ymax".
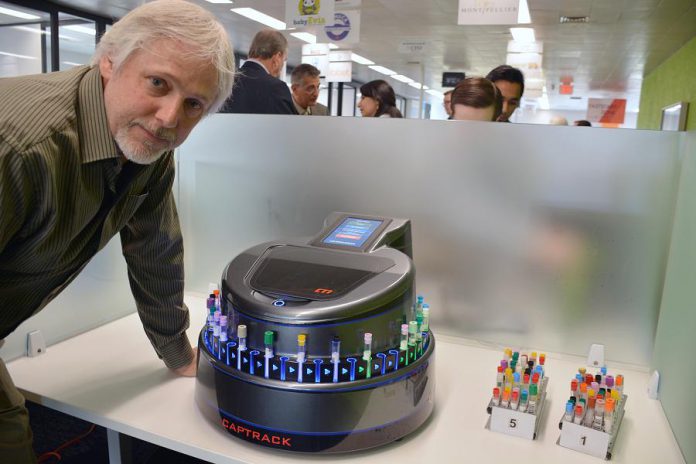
[
  {"xmin": 289, "ymin": 366, "xmax": 295, "ymax": 373},
  {"xmin": 347, "ymin": 358, "xmax": 357, "ymax": 381},
  {"xmin": 272, "ymin": 299, "xmax": 286, "ymax": 307},
  {"xmin": 280, "ymin": 356, "xmax": 288, "ymax": 381},
  {"xmin": 273, "ymin": 364, "xmax": 278, "ymax": 371},
  {"xmin": 389, "ymin": 349, "xmax": 399, "ymax": 371},
  {"xmin": 314, "ymin": 359, "xmax": 323, "ymax": 383},
  {"xmin": 377, "ymin": 353, "xmax": 387, "ymax": 375},
  {"xmin": 225, "ymin": 342, "xmax": 237, "ymax": 365},
  {"xmin": 249, "ymin": 350, "xmax": 259, "ymax": 375}
]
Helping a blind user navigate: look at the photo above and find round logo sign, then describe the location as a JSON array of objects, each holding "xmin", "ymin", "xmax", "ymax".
[{"xmin": 325, "ymin": 13, "xmax": 351, "ymax": 41}]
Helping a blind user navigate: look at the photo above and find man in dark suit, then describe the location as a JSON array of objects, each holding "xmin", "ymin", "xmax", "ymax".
[{"xmin": 220, "ymin": 29, "xmax": 298, "ymax": 115}]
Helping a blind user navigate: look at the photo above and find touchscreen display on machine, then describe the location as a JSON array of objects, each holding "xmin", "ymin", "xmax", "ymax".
[{"xmin": 322, "ymin": 217, "xmax": 384, "ymax": 248}]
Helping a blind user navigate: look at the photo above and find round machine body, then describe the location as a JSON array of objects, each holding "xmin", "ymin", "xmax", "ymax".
[
  {"xmin": 195, "ymin": 214, "xmax": 434, "ymax": 453},
  {"xmin": 195, "ymin": 331, "xmax": 435, "ymax": 452}
]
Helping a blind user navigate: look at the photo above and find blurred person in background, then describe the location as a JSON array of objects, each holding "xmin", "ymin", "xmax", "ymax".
[
  {"xmin": 450, "ymin": 77, "xmax": 502, "ymax": 122},
  {"xmin": 358, "ymin": 80, "xmax": 403, "ymax": 118},
  {"xmin": 290, "ymin": 64, "xmax": 327, "ymax": 116},
  {"xmin": 486, "ymin": 65, "xmax": 524, "ymax": 122}
]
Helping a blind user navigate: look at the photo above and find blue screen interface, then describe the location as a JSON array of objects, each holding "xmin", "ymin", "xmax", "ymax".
[{"xmin": 322, "ymin": 218, "xmax": 383, "ymax": 248}]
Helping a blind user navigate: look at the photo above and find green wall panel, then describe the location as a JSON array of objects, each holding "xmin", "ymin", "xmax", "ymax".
[
  {"xmin": 638, "ymin": 36, "xmax": 696, "ymax": 130},
  {"xmin": 652, "ymin": 132, "xmax": 696, "ymax": 463}
]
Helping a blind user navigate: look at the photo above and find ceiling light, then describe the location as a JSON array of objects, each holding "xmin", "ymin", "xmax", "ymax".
[
  {"xmin": 426, "ymin": 89, "xmax": 444, "ymax": 98},
  {"xmin": 64, "ymin": 25, "xmax": 96, "ymax": 36},
  {"xmin": 0, "ymin": 6, "xmax": 40, "ymax": 20},
  {"xmin": 517, "ymin": 0, "xmax": 531, "ymax": 24},
  {"xmin": 204, "ymin": 0, "xmax": 233, "ymax": 3},
  {"xmin": 11, "ymin": 26, "xmax": 77, "ymax": 41},
  {"xmin": 0, "ymin": 50, "xmax": 37, "ymax": 60},
  {"xmin": 351, "ymin": 53, "xmax": 374, "ymax": 65},
  {"xmin": 369, "ymin": 65, "xmax": 396, "ymax": 76},
  {"xmin": 290, "ymin": 32, "xmax": 316, "ymax": 43},
  {"xmin": 328, "ymin": 43, "xmax": 338, "ymax": 49},
  {"xmin": 391, "ymin": 74, "xmax": 414, "ymax": 83},
  {"xmin": 231, "ymin": 7, "xmax": 286, "ymax": 30},
  {"xmin": 409, "ymin": 82, "xmax": 429, "ymax": 90},
  {"xmin": 510, "ymin": 27, "xmax": 535, "ymax": 43}
]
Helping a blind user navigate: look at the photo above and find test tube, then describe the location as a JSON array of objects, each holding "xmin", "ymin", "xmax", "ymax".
[
  {"xmin": 236, "ymin": 324, "xmax": 247, "ymax": 370},
  {"xmin": 564, "ymin": 401, "xmax": 574, "ymax": 421},
  {"xmin": 219, "ymin": 328, "xmax": 228, "ymax": 361},
  {"xmin": 573, "ymin": 405, "xmax": 585, "ymax": 424},
  {"xmin": 264, "ymin": 331, "xmax": 274, "ymax": 379},
  {"xmin": 297, "ymin": 334, "xmax": 306, "ymax": 383},
  {"xmin": 496, "ymin": 366, "xmax": 504, "ymax": 388},
  {"xmin": 501, "ymin": 388, "xmax": 510, "ymax": 408},
  {"xmin": 593, "ymin": 398, "xmax": 605, "ymax": 430},
  {"xmin": 408, "ymin": 321, "xmax": 418, "ymax": 346},
  {"xmin": 363, "ymin": 333, "xmax": 373, "ymax": 378},
  {"xmin": 400, "ymin": 324, "xmax": 408, "ymax": 351},
  {"xmin": 604, "ymin": 397, "xmax": 615, "ymax": 433},
  {"xmin": 615, "ymin": 374, "xmax": 624, "ymax": 394},
  {"xmin": 212, "ymin": 324, "xmax": 220, "ymax": 356},
  {"xmin": 492, "ymin": 387, "xmax": 501, "ymax": 407},
  {"xmin": 421, "ymin": 304, "xmax": 430, "ymax": 332},
  {"xmin": 511, "ymin": 388, "xmax": 520, "ymax": 410},
  {"xmin": 520, "ymin": 389, "xmax": 529, "ymax": 412},
  {"xmin": 331, "ymin": 336, "xmax": 341, "ymax": 383},
  {"xmin": 528, "ymin": 383, "xmax": 538, "ymax": 414}
]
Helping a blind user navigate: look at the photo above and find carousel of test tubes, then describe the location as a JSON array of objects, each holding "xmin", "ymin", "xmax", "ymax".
[
  {"xmin": 487, "ymin": 348, "xmax": 549, "ymax": 417},
  {"xmin": 201, "ymin": 290, "xmax": 433, "ymax": 384},
  {"xmin": 557, "ymin": 366, "xmax": 627, "ymax": 459}
]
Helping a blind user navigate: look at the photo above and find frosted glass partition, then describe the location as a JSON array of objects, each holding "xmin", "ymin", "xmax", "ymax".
[
  {"xmin": 652, "ymin": 131, "xmax": 696, "ymax": 463},
  {"xmin": 177, "ymin": 115, "xmax": 681, "ymax": 366},
  {"xmin": 0, "ymin": 240, "xmax": 136, "ymax": 361}
]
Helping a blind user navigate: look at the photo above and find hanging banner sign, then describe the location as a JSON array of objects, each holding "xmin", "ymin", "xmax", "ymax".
[
  {"xmin": 321, "ymin": 10, "xmax": 360, "ymax": 45},
  {"xmin": 326, "ymin": 49, "xmax": 352, "ymax": 82},
  {"xmin": 458, "ymin": 0, "xmax": 519, "ymax": 25},
  {"xmin": 336, "ymin": 0, "xmax": 361, "ymax": 8},
  {"xmin": 587, "ymin": 98, "xmax": 626, "ymax": 124},
  {"xmin": 302, "ymin": 43, "xmax": 330, "ymax": 76},
  {"xmin": 286, "ymin": 0, "xmax": 335, "ymax": 28},
  {"xmin": 398, "ymin": 39, "xmax": 430, "ymax": 55}
]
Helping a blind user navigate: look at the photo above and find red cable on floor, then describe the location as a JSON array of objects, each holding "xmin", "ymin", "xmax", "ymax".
[{"xmin": 37, "ymin": 423, "xmax": 97, "ymax": 462}]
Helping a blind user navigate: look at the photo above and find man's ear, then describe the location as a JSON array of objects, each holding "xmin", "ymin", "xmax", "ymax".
[{"xmin": 99, "ymin": 55, "xmax": 114, "ymax": 82}]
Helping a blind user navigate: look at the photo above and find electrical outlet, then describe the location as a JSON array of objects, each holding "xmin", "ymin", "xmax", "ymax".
[{"xmin": 27, "ymin": 330, "xmax": 46, "ymax": 357}]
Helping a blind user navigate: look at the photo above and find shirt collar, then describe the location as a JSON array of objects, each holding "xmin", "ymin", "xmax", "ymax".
[
  {"xmin": 78, "ymin": 65, "xmax": 120, "ymax": 164},
  {"xmin": 292, "ymin": 98, "xmax": 309, "ymax": 115},
  {"xmin": 246, "ymin": 58, "xmax": 271, "ymax": 75}
]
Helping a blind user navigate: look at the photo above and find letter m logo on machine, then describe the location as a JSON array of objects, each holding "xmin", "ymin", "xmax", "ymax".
[{"xmin": 314, "ymin": 288, "xmax": 334, "ymax": 295}]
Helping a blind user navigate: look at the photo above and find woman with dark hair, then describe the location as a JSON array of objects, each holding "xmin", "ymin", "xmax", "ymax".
[
  {"xmin": 450, "ymin": 77, "xmax": 502, "ymax": 122},
  {"xmin": 358, "ymin": 80, "xmax": 403, "ymax": 118}
]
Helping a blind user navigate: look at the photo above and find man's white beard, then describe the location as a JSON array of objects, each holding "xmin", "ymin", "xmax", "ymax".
[{"xmin": 115, "ymin": 123, "xmax": 173, "ymax": 165}]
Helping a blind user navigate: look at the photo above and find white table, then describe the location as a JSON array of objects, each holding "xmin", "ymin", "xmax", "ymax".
[{"xmin": 7, "ymin": 294, "xmax": 685, "ymax": 463}]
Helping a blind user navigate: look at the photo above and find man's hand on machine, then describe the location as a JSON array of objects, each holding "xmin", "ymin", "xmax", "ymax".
[{"xmin": 172, "ymin": 347, "xmax": 198, "ymax": 377}]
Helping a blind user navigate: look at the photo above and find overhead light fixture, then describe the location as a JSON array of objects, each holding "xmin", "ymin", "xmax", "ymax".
[
  {"xmin": 517, "ymin": 0, "xmax": 531, "ymax": 24},
  {"xmin": 426, "ymin": 89, "xmax": 444, "ymax": 98},
  {"xmin": 64, "ymin": 25, "xmax": 96, "ymax": 36},
  {"xmin": 11, "ymin": 26, "xmax": 77, "ymax": 41},
  {"xmin": 0, "ymin": 6, "xmax": 40, "ymax": 20},
  {"xmin": 510, "ymin": 27, "xmax": 535, "ymax": 43},
  {"xmin": 231, "ymin": 7, "xmax": 286, "ymax": 30},
  {"xmin": 351, "ymin": 53, "xmax": 374, "ymax": 65},
  {"xmin": 408, "ymin": 82, "xmax": 429, "ymax": 90},
  {"xmin": 391, "ymin": 74, "xmax": 414, "ymax": 83},
  {"xmin": 290, "ymin": 32, "xmax": 316, "ymax": 43},
  {"xmin": 369, "ymin": 65, "xmax": 396, "ymax": 76},
  {"xmin": 328, "ymin": 43, "xmax": 338, "ymax": 49},
  {"xmin": 0, "ymin": 50, "xmax": 37, "ymax": 60},
  {"xmin": 204, "ymin": 0, "xmax": 233, "ymax": 3}
]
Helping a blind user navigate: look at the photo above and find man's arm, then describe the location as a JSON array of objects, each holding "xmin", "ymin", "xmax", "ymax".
[
  {"xmin": 0, "ymin": 146, "xmax": 31, "ymax": 255},
  {"xmin": 119, "ymin": 154, "xmax": 194, "ymax": 372}
]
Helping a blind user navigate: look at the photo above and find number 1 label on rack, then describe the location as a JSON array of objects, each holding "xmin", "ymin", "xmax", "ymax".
[{"xmin": 559, "ymin": 421, "xmax": 611, "ymax": 459}]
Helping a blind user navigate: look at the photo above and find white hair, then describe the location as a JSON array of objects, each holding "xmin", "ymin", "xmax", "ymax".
[{"xmin": 92, "ymin": 0, "xmax": 234, "ymax": 114}]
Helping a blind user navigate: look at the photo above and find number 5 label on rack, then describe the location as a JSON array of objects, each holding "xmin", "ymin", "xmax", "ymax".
[
  {"xmin": 490, "ymin": 407, "xmax": 536, "ymax": 440},
  {"xmin": 559, "ymin": 421, "xmax": 610, "ymax": 459}
]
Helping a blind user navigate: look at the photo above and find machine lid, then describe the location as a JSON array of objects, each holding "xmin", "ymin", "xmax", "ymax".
[{"xmin": 249, "ymin": 245, "xmax": 395, "ymax": 301}]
